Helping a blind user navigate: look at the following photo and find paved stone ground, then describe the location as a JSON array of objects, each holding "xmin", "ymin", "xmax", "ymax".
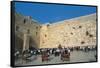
[{"xmin": 15, "ymin": 50, "xmax": 97, "ymax": 66}]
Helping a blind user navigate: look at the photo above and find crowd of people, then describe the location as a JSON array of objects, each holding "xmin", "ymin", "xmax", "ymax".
[{"xmin": 14, "ymin": 45, "xmax": 97, "ymax": 62}]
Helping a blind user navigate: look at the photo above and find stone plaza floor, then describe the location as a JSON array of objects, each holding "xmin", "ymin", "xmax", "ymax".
[{"xmin": 15, "ymin": 50, "xmax": 97, "ymax": 66}]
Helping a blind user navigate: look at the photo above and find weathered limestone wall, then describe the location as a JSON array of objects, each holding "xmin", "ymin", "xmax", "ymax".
[
  {"xmin": 40, "ymin": 13, "xmax": 96, "ymax": 48},
  {"xmin": 39, "ymin": 24, "xmax": 49, "ymax": 48},
  {"xmin": 15, "ymin": 13, "xmax": 97, "ymax": 49},
  {"xmin": 15, "ymin": 13, "xmax": 41, "ymax": 51}
]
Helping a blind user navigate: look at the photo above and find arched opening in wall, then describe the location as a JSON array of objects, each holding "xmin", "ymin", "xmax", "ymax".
[
  {"xmin": 81, "ymin": 41, "xmax": 85, "ymax": 44},
  {"xmin": 36, "ymin": 32, "xmax": 38, "ymax": 36},
  {"xmin": 45, "ymin": 34, "xmax": 47, "ymax": 37},
  {"xmin": 29, "ymin": 36, "xmax": 37, "ymax": 48},
  {"xmin": 72, "ymin": 27, "xmax": 75, "ymax": 29},
  {"xmin": 70, "ymin": 32, "xmax": 73, "ymax": 35},
  {"xmin": 15, "ymin": 35, "xmax": 23, "ymax": 52},
  {"xmin": 36, "ymin": 26, "xmax": 38, "ymax": 29},
  {"xmin": 79, "ymin": 26, "xmax": 82, "ymax": 28},
  {"xmin": 23, "ymin": 19, "xmax": 26, "ymax": 24},
  {"xmin": 89, "ymin": 34, "xmax": 93, "ymax": 37},
  {"xmin": 27, "ymin": 29, "xmax": 30, "ymax": 34},
  {"xmin": 86, "ymin": 31, "xmax": 89, "ymax": 36},
  {"xmin": 16, "ymin": 26, "xmax": 19, "ymax": 31}
]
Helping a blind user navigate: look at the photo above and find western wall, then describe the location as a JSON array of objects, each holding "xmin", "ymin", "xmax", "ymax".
[{"xmin": 15, "ymin": 13, "xmax": 97, "ymax": 51}]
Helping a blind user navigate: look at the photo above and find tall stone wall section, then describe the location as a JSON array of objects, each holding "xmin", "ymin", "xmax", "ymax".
[
  {"xmin": 15, "ymin": 13, "xmax": 41, "ymax": 51},
  {"xmin": 40, "ymin": 14, "xmax": 96, "ymax": 48},
  {"xmin": 15, "ymin": 13, "xmax": 97, "ymax": 49}
]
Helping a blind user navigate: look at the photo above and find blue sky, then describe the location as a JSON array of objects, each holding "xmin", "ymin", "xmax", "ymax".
[{"xmin": 15, "ymin": 2, "xmax": 96, "ymax": 24}]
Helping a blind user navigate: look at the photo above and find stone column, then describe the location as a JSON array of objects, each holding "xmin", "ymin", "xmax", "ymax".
[{"xmin": 22, "ymin": 33, "xmax": 30, "ymax": 52}]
